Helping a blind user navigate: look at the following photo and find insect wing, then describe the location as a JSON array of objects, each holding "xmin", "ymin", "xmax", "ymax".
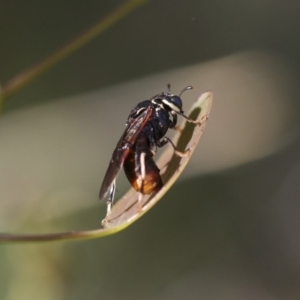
[{"xmin": 99, "ymin": 106, "xmax": 154, "ymax": 200}]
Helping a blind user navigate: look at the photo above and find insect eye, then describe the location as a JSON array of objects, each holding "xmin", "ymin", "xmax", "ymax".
[{"xmin": 170, "ymin": 96, "xmax": 183, "ymax": 110}]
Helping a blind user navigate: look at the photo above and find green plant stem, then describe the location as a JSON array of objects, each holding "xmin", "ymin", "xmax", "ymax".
[
  {"xmin": 0, "ymin": 0, "xmax": 148, "ymax": 100},
  {"xmin": 0, "ymin": 227, "xmax": 125, "ymax": 243}
]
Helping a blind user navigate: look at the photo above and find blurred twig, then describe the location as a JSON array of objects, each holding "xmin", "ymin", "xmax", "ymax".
[
  {"xmin": 0, "ymin": 0, "xmax": 148, "ymax": 101},
  {"xmin": 0, "ymin": 86, "xmax": 3, "ymax": 112}
]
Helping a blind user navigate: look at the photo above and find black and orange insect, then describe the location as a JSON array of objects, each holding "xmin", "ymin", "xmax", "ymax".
[{"xmin": 99, "ymin": 85, "xmax": 200, "ymax": 214}]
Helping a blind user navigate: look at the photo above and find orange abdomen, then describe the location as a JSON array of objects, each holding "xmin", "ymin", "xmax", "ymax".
[{"xmin": 123, "ymin": 143, "xmax": 163, "ymax": 195}]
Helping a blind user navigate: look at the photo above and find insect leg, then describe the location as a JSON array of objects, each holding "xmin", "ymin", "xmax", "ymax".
[
  {"xmin": 176, "ymin": 111, "xmax": 204, "ymax": 125},
  {"xmin": 106, "ymin": 180, "xmax": 116, "ymax": 215},
  {"xmin": 160, "ymin": 137, "xmax": 190, "ymax": 157},
  {"xmin": 169, "ymin": 111, "xmax": 178, "ymax": 128},
  {"xmin": 138, "ymin": 152, "xmax": 146, "ymax": 211},
  {"xmin": 172, "ymin": 113, "xmax": 209, "ymax": 135}
]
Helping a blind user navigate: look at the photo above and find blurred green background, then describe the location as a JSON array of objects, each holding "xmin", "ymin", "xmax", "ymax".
[{"xmin": 1, "ymin": 1, "xmax": 300, "ymax": 299}]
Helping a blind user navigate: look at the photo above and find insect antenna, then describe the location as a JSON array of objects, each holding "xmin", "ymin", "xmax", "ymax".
[
  {"xmin": 179, "ymin": 85, "xmax": 193, "ymax": 97},
  {"xmin": 167, "ymin": 83, "xmax": 171, "ymax": 93}
]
